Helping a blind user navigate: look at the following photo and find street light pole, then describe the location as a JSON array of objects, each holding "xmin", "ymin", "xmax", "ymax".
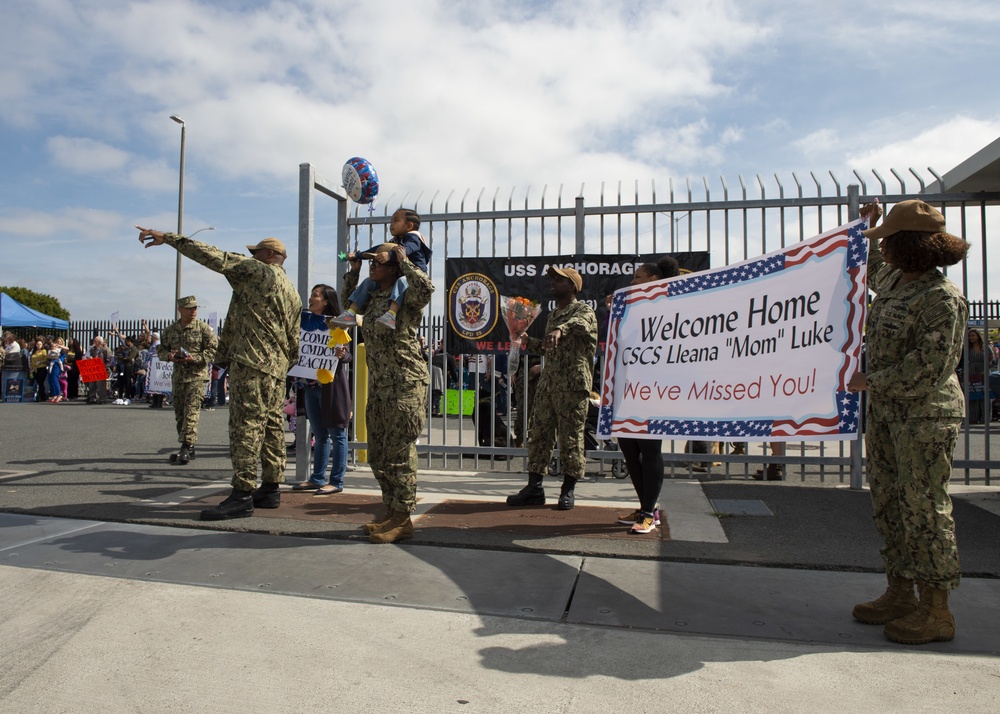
[{"xmin": 170, "ymin": 114, "xmax": 185, "ymax": 317}]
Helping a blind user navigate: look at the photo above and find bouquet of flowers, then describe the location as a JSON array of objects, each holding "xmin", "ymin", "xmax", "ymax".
[{"xmin": 500, "ymin": 295, "xmax": 542, "ymax": 374}]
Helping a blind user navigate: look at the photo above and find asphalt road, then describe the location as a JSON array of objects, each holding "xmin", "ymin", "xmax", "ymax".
[{"xmin": 1, "ymin": 398, "xmax": 997, "ymax": 577}]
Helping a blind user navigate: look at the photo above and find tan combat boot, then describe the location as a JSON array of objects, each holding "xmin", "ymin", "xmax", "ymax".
[
  {"xmin": 884, "ymin": 582, "xmax": 956, "ymax": 645},
  {"xmin": 852, "ymin": 575, "xmax": 917, "ymax": 624},
  {"xmin": 363, "ymin": 508, "xmax": 393, "ymax": 534},
  {"xmin": 369, "ymin": 510, "xmax": 414, "ymax": 544}
]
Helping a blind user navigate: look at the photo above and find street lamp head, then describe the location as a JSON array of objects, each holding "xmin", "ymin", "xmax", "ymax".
[
  {"xmin": 170, "ymin": 115, "xmax": 184, "ymax": 125},
  {"xmin": 189, "ymin": 227, "xmax": 215, "ymax": 238}
]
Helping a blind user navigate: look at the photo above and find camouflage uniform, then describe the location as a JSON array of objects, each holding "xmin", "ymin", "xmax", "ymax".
[
  {"xmin": 343, "ymin": 258, "xmax": 433, "ymax": 513},
  {"xmin": 865, "ymin": 238, "xmax": 967, "ymax": 590},
  {"xmin": 164, "ymin": 234, "xmax": 301, "ymax": 491},
  {"xmin": 157, "ymin": 318, "xmax": 217, "ymax": 445},
  {"xmin": 524, "ymin": 300, "xmax": 599, "ymax": 480}
]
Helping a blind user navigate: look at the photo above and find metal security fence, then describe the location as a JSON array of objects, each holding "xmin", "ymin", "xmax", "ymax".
[
  {"xmin": 302, "ymin": 165, "xmax": 1000, "ymax": 486},
  {"xmin": 70, "ymin": 319, "xmax": 180, "ymax": 348}
]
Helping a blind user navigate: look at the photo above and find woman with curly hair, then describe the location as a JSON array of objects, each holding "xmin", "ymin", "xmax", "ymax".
[{"xmin": 847, "ymin": 200, "xmax": 970, "ymax": 645}]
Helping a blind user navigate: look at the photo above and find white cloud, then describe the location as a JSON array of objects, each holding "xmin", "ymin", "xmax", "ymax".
[
  {"xmin": 36, "ymin": 0, "xmax": 770, "ymax": 195},
  {"xmin": 0, "ymin": 206, "xmax": 122, "ymax": 241},
  {"xmin": 47, "ymin": 136, "xmax": 131, "ymax": 173},
  {"xmin": 792, "ymin": 129, "xmax": 840, "ymax": 159},
  {"xmin": 846, "ymin": 116, "xmax": 1000, "ymax": 182}
]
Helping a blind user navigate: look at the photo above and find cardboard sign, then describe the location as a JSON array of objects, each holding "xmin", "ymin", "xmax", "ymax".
[{"xmin": 288, "ymin": 311, "xmax": 341, "ymax": 380}]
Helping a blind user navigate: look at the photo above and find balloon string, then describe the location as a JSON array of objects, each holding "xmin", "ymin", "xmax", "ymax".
[{"xmin": 354, "ymin": 202, "xmax": 376, "ymax": 253}]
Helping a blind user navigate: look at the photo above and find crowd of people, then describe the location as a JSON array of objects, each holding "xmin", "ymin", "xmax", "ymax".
[{"xmin": 1, "ymin": 326, "xmax": 230, "ymax": 409}]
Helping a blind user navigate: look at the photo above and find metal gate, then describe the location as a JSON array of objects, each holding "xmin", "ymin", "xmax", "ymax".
[{"xmin": 299, "ymin": 163, "xmax": 1000, "ymax": 486}]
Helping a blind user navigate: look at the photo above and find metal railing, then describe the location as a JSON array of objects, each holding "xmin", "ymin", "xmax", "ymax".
[{"xmin": 298, "ymin": 165, "xmax": 1000, "ymax": 485}]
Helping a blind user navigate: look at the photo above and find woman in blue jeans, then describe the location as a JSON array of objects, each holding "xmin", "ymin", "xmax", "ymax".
[{"xmin": 293, "ymin": 284, "xmax": 353, "ymax": 495}]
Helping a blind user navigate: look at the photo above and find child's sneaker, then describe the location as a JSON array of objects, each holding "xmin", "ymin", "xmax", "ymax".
[
  {"xmin": 630, "ymin": 515, "xmax": 657, "ymax": 534},
  {"xmin": 376, "ymin": 312, "xmax": 396, "ymax": 330},
  {"xmin": 653, "ymin": 507, "xmax": 661, "ymax": 526},
  {"xmin": 327, "ymin": 311, "xmax": 357, "ymax": 328}
]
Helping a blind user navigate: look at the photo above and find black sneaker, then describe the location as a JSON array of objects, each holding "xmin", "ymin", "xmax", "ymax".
[
  {"xmin": 251, "ymin": 482, "xmax": 281, "ymax": 509},
  {"xmin": 200, "ymin": 488, "xmax": 254, "ymax": 521}
]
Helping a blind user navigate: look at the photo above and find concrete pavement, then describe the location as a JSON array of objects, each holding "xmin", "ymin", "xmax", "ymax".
[{"xmin": 1, "ymin": 399, "xmax": 999, "ymax": 712}]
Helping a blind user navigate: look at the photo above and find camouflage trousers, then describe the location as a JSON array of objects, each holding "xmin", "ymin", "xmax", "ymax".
[
  {"xmin": 172, "ymin": 378, "xmax": 207, "ymax": 445},
  {"xmin": 228, "ymin": 363, "xmax": 287, "ymax": 492},
  {"xmin": 526, "ymin": 388, "xmax": 589, "ymax": 480},
  {"xmin": 367, "ymin": 384, "xmax": 426, "ymax": 513},
  {"xmin": 866, "ymin": 416, "xmax": 961, "ymax": 590}
]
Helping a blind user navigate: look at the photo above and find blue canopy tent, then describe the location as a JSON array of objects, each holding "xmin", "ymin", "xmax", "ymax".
[{"xmin": 0, "ymin": 292, "xmax": 70, "ymax": 330}]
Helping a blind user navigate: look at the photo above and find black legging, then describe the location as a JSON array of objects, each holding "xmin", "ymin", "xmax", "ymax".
[
  {"xmin": 619, "ymin": 437, "xmax": 664, "ymax": 515},
  {"xmin": 33, "ymin": 367, "xmax": 48, "ymax": 401}
]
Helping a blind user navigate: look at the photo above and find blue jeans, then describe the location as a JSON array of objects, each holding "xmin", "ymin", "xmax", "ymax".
[
  {"xmin": 47, "ymin": 364, "xmax": 62, "ymax": 398},
  {"xmin": 303, "ymin": 383, "xmax": 347, "ymax": 488},
  {"xmin": 350, "ymin": 275, "xmax": 408, "ymax": 309}
]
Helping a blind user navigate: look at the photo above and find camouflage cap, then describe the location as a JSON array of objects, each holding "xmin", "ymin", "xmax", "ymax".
[
  {"xmin": 361, "ymin": 242, "xmax": 401, "ymax": 265},
  {"xmin": 547, "ymin": 265, "xmax": 583, "ymax": 293},
  {"xmin": 246, "ymin": 237, "xmax": 288, "ymax": 257},
  {"xmin": 863, "ymin": 200, "xmax": 948, "ymax": 240},
  {"xmin": 177, "ymin": 295, "xmax": 200, "ymax": 309}
]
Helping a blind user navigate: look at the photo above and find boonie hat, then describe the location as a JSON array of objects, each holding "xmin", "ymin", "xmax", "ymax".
[
  {"xmin": 177, "ymin": 295, "xmax": 200, "ymax": 309},
  {"xmin": 547, "ymin": 265, "xmax": 583, "ymax": 293},
  {"xmin": 246, "ymin": 237, "xmax": 288, "ymax": 257},
  {"xmin": 862, "ymin": 200, "xmax": 948, "ymax": 241},
  {"xmin": 361, "ymin": 242, "xmax": 401, "ymax": 265}
]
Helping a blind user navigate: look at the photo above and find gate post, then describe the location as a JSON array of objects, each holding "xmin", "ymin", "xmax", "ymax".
[{"xmin": 574, "ymin": 195, "xmax": 586, "ymax": 254}]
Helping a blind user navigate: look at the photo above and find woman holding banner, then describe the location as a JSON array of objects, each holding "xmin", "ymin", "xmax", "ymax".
[
  {"xmin": 611, "ymin": 256, "xmax": 680, "ymax": 534},
  {"xmin": 848, "ymin": 200, "xmax": 970, "ymax": 645}
]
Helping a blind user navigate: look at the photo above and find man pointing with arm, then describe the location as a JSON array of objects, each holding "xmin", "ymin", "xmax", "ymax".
[{"xmin": 137, "ymin": 226, "xmax": 301, "ymax": 520}]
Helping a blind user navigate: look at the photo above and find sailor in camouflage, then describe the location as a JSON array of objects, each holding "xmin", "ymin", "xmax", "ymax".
[
  {"xmin": 506, "ymin": 266, "xmax": 598, "ymax": 510},
  {"xmin": 339, "ymin": 242, "xmax": 433, "ymax": 544},
  {"xmin": 157, "ymin": 295, "xmax": 218, "ymax": 464},
  {"xmin": 137, "ymin": 227, "xmax": 301, "ymax": 521},
  {"xmin": 847, "ymin": 200, "xmax": 971, "ymax": 645}
]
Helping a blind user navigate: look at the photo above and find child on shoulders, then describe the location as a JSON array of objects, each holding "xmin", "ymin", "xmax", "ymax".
[{"xmin": 329, "ymin": 208, "xmax": 431, "ymax": 331}]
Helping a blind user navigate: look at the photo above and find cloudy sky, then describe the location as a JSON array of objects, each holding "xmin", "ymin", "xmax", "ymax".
[{"xmin": 2, "ymin": 0, "xmax": 998, "ymax": 321}]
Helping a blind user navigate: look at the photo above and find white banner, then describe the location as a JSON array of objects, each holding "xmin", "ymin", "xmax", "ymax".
[
  {"xmin": 288, "ymin": 312, "xmax": 340, "ymax": 380},
  {"xmin": 598, "ymin": 219, "xmax": 869, "ymax": 442},
  {"xmin": 147, "ymin": 357, "xmax": 173, "ymax": 394}
]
